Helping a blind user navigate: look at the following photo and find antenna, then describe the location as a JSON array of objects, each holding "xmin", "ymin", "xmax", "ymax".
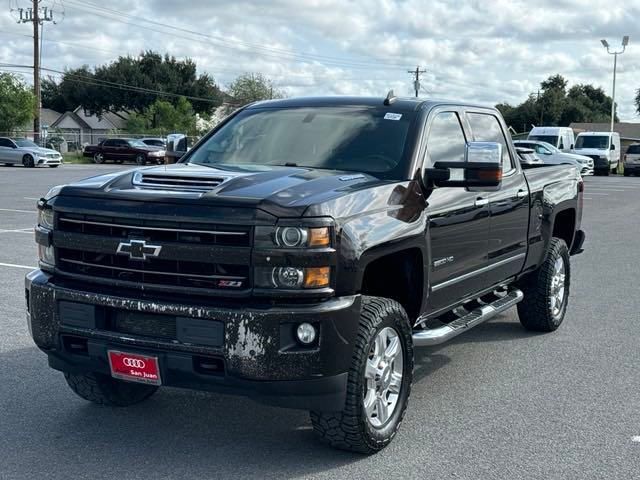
[{"xmin": 384, "ymin": 89, "xmax": 397, "ymax": 106}]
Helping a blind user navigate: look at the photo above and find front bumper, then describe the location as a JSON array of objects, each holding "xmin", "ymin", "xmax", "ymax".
[
  {"xmin": 26, "ymin": 270, "xmax": 361, "ymax": 411},
  {"xmin": 37, "ymin": 157, "xmax": 62, "ymax": 166},
  {"xmin": 623, "ymin": 163, "xmax": 640, "ymax": 173}
]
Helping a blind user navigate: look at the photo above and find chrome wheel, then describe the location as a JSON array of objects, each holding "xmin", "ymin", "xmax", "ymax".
[
  {"xmin": 93, "ymin": 153, "xmax": 104, "ymax": 164},
  {"xmin": 363, "ymin": 327, "xmax": 404, "ymax": 428},
  {"xmin": 550, "ymin": 256, "xmax": 566, "ymax": 317}
]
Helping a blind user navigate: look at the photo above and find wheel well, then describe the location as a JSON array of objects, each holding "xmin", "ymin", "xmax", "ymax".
[
  {"xmin": 361, "ymin": 248, "xmax": 423, "ymax": 321},
  {"xmin": 552, "ymin": 209, "xmax": 575, "ymax": 249}
]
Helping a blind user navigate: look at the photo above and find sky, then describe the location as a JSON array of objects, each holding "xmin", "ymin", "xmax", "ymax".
[{"xmin": 1, "ymin": 0, "xmax": 639, "ymax": 123}]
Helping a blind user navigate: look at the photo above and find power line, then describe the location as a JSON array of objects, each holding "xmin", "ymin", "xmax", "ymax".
[{"xmin": 62, "ymin": 0, "xmax": 411, "ymax": 71}]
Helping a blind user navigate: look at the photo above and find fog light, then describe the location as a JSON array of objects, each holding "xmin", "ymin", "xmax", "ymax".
[{"xmin": 296, "ymin": 323, "xmax": 317, "ymax": 345}]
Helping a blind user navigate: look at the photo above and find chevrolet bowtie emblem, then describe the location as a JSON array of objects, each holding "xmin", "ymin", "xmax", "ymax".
[{"xmin": 116, "ymin": 239, "xmax": 162, "ymax": 261}]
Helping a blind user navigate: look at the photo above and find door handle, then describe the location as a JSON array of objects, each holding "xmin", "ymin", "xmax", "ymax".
[
  {"xmin": 475, "ymin": 197, "xmax": 489, "ymax": 207},
  {"xmin": 516, "ymin": 190, "xmax": 528, "ymax": 198}
]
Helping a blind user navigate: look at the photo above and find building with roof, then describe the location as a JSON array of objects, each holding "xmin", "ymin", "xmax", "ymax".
[{"xmin": 51, "ymin": 107, "xmax": 128, "ymax": 146}]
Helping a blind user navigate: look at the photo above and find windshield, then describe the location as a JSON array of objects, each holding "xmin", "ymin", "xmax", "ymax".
[
  {"xmin": 143, "ymin": 139, "xmax": 165, "ymax": 147},
  {"xmin": 529, "ymin": 135, "xmax": 559, "ymax": 146},
  {"xmin": 15, "ymin": 139, "xmax": 39, "ymax": 148},
  {"xmin": 575, "ymin": 135, "xmax": 609, "ymax": 149},
  {"xmin": 186, "ymin": 107, "xmax": 415, "ymax": 178},
  {"xmin": 127, "ymin": 140, "xmax": 147, "ymax": 148},
  {"xmin": 627, "ymin": 145, "xmax": 640, "ymax": 154}
]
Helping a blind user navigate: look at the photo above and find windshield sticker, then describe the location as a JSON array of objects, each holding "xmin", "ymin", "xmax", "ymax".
[{"xmin": 384, "ymin": 113, "xmax": 402, "ymax": 121}]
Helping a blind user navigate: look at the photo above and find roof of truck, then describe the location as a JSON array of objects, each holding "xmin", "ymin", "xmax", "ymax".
[{"xmin": 246, "ymin": 96, "xmax": 495, "ymax": 113}]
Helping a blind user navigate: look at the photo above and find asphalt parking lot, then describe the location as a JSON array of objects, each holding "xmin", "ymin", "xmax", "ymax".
[{"xmin": 0, "ymin": 165, "xmax": 639, "ymax": 479}]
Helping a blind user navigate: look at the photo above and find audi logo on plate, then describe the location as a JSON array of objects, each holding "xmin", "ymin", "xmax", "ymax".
[{"xmin": 123, "ymin": 357, "xmax": 146, "ymax": 368}]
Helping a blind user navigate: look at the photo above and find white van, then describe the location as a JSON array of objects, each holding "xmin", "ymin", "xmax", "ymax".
[
  {"xmin": 528, "ymin": 127, "xmax": 575, "ymax": 153},
  {"xmin": 573, "ymin": 131, "xmax": 620, "ymax": 175}
]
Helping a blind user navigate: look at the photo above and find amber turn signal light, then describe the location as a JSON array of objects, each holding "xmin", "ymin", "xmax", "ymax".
[
  {"xmin": 308, "ymin": 227, "xmax": 330, "ymax": 247},
  {"xmin": 303, "ymin": 267, "xmax": 330, "ymax": 288}
]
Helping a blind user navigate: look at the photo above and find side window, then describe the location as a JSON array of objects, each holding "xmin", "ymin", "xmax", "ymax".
[
  {"xmin": 426, "ymin": 112, "xmax": 467, "ymax": 166},
  {"xmin": 466, "ymin": 112, "xmax": 514, "ymax": 173},
  {"xmin": 0, "ymin": 138, "xmax": 10, "ymax": 147},
  {"xmin": 103, "ymin": 139, "xmax": 115, "ymax": 147}
]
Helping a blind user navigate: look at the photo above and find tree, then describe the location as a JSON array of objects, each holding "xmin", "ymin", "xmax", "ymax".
[
  {"xmin": 227, "ymin": 73, "xmax": 284, "ymax": 106},
  {"xmin": 0, "ymin": 73, "xmax": 35, "ymax": 133},
  {"xmin": 42, "ymin": 51, "xmax": 223, "ymax": 116},
  {"xmin": 126, "ymin": 97, "xmax": 197, "ymax": 135},
  {"xmin": 498, "ymin": 74, "xmax": 616, "ymax": 132}
]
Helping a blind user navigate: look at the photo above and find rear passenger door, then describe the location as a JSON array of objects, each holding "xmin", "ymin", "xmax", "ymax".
[
  {"xmin": 424, "ymin": 109, "xmax": 490, "ymax": 311},
  {"xmin": 101, "ymin": 139, "xmax": 117, "ymax": 160},
  {"xmin": 466, "ymin": 110, "xmax": 529, "ymax": 286}
]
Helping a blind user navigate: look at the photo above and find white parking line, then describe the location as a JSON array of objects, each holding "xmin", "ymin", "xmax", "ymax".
[
  {"xmin": 0, "ymin": 262, "xmax": 36, "ymax": 270},
  {"xmin": 0, "ymin": 208, "xmax": 34, "ymax": 214},
  {"xmin": 584, "ymin": 193, "xmax": 608, "ymax": 196},
  {"xmin": 585, "ymin": 188, "xmax": 627, "ymax": 192},
  {"xmin": 23, "ymin": 197, "xmax": 39, "ymax": 200},
  {"xmin": 0, "ymin": 228, "xmax": 33, "ymax": 233},
  {"xmin": 632, "ymin": 436, "xmax": 640, "ymax": 443}
]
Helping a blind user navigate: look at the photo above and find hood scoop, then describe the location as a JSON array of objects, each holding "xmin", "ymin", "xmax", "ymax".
[{"xmin": 132, "ymin": 171, "xmax": 226, "ymax": 192}]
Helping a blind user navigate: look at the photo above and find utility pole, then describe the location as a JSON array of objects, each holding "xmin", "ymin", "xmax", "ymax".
[
  {"xmin": 14, "ymin": 1, "xmax": 55, "ymax": 143},
  {"xmin": 407, "ymin": 66, "xmax": 427, "ymax": 98}
]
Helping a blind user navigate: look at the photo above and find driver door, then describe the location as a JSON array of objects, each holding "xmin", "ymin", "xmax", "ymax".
[{"xmin": 423, "ymin": 109, "xmax": 490, "ymax": 311}]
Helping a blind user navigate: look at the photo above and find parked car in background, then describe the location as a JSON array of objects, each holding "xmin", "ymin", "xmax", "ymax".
[
  {"xmin": 528, "ymin": 126, "xmax": 575, "ymax": 152},
  {"xmin": 82, "ymin": 138, "xmax": 165, "ymax": 165},
  {"xmin": 141, "ymin": 137, "xmax": 167, "ymax": 148},
  {"xmin": 514, "ymin": 140, "xmax": 593, "ymax": 176},
  {"xmin": 623, "ymin": 143, "xmax": 640, "ymax": 176},
  {"xmin": 0, "ymin": 137, "xmax": 62, "ymax": 168},
  {"xmin": 515, "ymin": 146, "xmax": 543, "ymax": 168},
  {"xmin": 573, "ymin": 131, "xmax": 620, "ymax": 175}
]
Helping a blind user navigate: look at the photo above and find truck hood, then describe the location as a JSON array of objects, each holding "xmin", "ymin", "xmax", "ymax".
[{"xmin": 53, "ymin": 162, "xmax": 390, "ymax": 217}]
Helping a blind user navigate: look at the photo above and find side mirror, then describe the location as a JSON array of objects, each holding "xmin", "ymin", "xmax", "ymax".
[
  {"xmin": 610, "ymin": 144, "xmax": 615, "ymax": 150},
  {"xmin": 166, "ymin": 134, "xmax": 189, "ymax": 164},
  {"xmin": 570, "ymin": 144, "xmax": 575, "ymax": 149},
  {"xmin": 426, "ymin": 142, "xmax": 503, "ymax": 188}
]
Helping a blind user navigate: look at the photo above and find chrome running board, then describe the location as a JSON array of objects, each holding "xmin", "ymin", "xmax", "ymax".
[{"xmin": 412, "ymin": 289, "xmax": 524, "ymax": 347}]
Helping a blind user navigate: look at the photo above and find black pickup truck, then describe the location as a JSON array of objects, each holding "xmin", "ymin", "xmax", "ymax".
[{"xmin": 27, "ymin": 95, "xmax": 585, "ymax": 453}]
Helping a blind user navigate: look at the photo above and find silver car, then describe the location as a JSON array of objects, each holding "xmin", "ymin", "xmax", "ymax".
[
  {"xmin": 0, "ymin": 137, "xmax": 63, "ymax": 168},
  {"xmin": 514, "ymin": 140, "xmax": 594, "ymax": 176}
]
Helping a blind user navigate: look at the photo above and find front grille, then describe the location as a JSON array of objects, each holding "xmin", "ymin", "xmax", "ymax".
[
  {"xmin": 55, "ymin": 213, "xmax": 251, "ymax": 295},
  {"xmin": 133, "ymin": 172, "xmax": 226, "ymax": 191}
]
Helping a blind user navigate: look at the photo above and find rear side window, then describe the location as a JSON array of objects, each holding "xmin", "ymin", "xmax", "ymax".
[
  {"xmin": 627, "ymin": 145, "xmax": 640, "ymax": 154},
  {"xmin": 426, "ymin": 112, "xmax": 467, "ymax": 165},
  {"xmin": 0, "ymin": 138, "xmax": 12, "ymax": 147},
  {"xmin": 467, "ymin": 113, "xmax": 514, "ymax": 173}
]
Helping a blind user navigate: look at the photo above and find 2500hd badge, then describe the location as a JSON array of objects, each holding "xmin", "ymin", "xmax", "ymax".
[{"xmin": 26, "ymin": 94, "xmax": 585, "ymax": 453}]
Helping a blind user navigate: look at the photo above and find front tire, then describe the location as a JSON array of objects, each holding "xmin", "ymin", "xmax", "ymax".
[
  {"xmin": 93, "ymin": 153, "xmax": 105, "ymax": 164},
  {"xmin": 135, "ymin": 154, "xmax": 147, "ymax": 166},
  {"xmin": 517, "ymin": 238, "xmax": 570, "ymax": 332},
  {"xmin": 22, "ymin": 155, "xmax": 35, "ymax": 168},
  {"xmin": 64, "ymin": 372, "xmax": 158, "ymax": 406},
  {"xmin": 310, "ymin": 296, "xmax": 413, "ymax": 454}
]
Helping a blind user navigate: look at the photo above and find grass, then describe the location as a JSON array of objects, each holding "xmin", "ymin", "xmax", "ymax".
[{"xmin": 62, "ymin": 153, "xmax": 93, "ymax": 164}]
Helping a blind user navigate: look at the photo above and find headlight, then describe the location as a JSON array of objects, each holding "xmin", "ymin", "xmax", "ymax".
[
  {"xmin": 38, "ymin": 244, "xmax": 55, "ymax": 265},
  {"xmin": 38, "ymin": 208, "xmax": 54, "ymax": 229},
  {"xmin": 148, "ymin": 150, "xmax": 165, "ymax": 157},
  {"xmin": 255, "ymin": 266, "xmax": 331, "ymax": 289},
  {"xmin": 272, "ymin": 226, "xmax": 330, "ymax": 248},
  {"xmin": 43, "ymin": 185, "xmax": 64, "ymax": 201}
]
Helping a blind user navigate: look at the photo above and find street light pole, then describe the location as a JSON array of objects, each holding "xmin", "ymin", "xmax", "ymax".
[{"xmin": 601, "ymin": 36, "xmax": 629, "ymax": 134}]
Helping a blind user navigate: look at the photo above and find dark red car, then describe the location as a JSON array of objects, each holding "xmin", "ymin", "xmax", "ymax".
[{"xmin": 82, "ymin": 138, "xmax": 165, "ymax": 165}]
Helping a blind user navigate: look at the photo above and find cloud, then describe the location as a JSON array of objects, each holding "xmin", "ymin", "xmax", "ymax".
[{"xmin": 1, "ymin": 0, "xmax": 638, "ymax": 121}]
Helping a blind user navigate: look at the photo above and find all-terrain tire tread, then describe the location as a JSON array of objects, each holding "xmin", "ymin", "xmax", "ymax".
[{"xmin": 64, "ymin": 372, "xmax": 158, "ymax": 406}]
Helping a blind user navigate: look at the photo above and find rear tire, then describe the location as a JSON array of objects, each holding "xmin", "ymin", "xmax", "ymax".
[
  {"xmin": 624, "ymin": 170, "xmax": 631, "ymax": 177},
  {"xmin": 517, "ymin": 238, "xmax": 570, "ymax": 332},
  {"xmin": 22, "ymin": 155, "xmax": 35, "ymax": 168},
  {"xmin": 64, "ymin": 372, "xmax": 158, "ymax": 406},
  {"xmin": 310, "ymin": 296, "xmax": 413, "ymax": 454}
]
